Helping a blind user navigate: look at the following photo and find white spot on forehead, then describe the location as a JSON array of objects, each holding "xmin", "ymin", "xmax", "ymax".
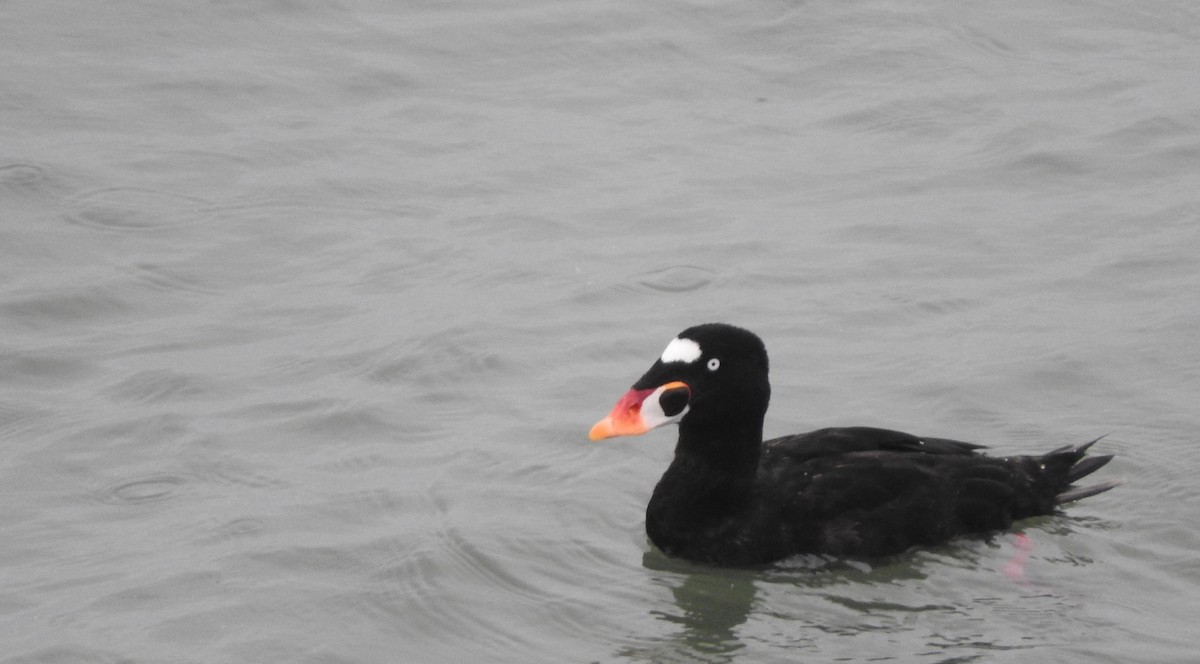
[{"xmin": 661, "ymin": 337, "xmax": 702, "ymax": 364}]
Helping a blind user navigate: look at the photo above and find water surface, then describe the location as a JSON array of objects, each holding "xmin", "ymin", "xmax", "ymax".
[{"xmin": 3, "ymin": 1, "xmax": 1199, "ymax": 662}]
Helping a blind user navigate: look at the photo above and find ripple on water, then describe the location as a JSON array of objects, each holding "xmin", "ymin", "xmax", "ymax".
[
  {"xmin": 0, "ymin": 349, "xmax": 98, "ymax": 388},
  {"xmin": 103, "ymin": 369, "xmax": 220, "ymax": 405},
  {"xmin": 371, "ymin": 529, "xmax": 546, "ymax": 660},
  {"xmin": 98, "ymin": 474, "xmax": 189, "ymax": 505},
  {"xmin": 0, "ymin": 400, "xmax": 54, "ymax": 441},
  {"xmin": 209, "ymin": 517, "xmax": 267, "ymax": 540},
  {"xmin": 634, "ymin": 265, "xmax": 716, "ymax": 293},
  {"xmin": 0, "ymin": 289, "xmax": 132, "ymax": 329},
  {"xmin": 125, "ymin": 262, "xmax": 224, "ymax": 296},
  {"xmin": 62, "ymin": 187, "xmax": 213, "ymax": 231},
  {"xmin": 0, "ymin": 162, "xmax": 49, "ymax": 188},
  {"xmin": 1, "ymin": 645, "xmax": 131, "ymax": 664}
]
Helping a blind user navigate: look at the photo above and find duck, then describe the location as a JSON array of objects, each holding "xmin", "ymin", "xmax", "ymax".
[{"xmin": 589, "ymin": 323, "xmax": 1118, "ymax": 567}]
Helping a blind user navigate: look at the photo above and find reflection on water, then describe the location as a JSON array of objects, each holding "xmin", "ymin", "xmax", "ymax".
[
  {"xmin": 633, "ymin": 550, "xmax": 884, "ymax": 662},
  {"xmin": 625, "ymin": 530, "xmax": 1111, "ymax": 662},
  {"xmin": 637, "ymin": 552, "xmax": 761, "ymax": 662}
]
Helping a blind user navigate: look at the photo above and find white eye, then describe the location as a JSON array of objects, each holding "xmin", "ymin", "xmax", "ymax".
[{"xmin": 706, "ymin": 357, "xmax": 720, "ymax": 372}]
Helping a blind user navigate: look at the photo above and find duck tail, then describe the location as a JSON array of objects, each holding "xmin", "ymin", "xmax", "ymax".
[{"xmin": 1045, "ymin": 435, "xmax": 1121, "ymax": 505}]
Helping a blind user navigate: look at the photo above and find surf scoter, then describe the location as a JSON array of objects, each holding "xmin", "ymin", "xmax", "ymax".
[{"xmin": 589, "ymin": 323, "xmax": 1118, "ymax": 567}]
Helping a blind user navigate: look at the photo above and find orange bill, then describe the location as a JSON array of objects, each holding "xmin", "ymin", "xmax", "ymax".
[{"xmin": 589, "ymin": 381, "xmax": 689, "ymax": 441}]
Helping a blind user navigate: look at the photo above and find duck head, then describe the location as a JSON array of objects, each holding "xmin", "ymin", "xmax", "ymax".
[{"xmin": 589, "ymin": 323, "xmax": 770, "ymax": 441}]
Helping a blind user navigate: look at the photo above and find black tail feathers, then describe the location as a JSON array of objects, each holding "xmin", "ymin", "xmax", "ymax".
[{"xmin": 1046, "ymin": 435, "xmax": 1121, "ymax": 505}]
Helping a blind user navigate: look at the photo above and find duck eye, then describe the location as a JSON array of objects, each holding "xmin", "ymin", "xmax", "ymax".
[{"xmin": 706, "ymin": 357, "xmax": 720, "ymax": 372}]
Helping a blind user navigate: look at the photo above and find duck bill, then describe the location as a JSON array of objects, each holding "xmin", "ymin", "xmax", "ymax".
[{"xmin": 589, "ymin": 381, "xmax": 690, "ymax": 441}]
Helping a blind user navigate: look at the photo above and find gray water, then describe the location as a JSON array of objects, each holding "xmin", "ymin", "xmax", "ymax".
[{"xmin": 3, "ymin": 1, "xmax": 1199, "ymax": 662}]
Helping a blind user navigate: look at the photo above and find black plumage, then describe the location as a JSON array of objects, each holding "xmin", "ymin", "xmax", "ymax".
[{"xmin": 592, "ymin": 323, "xmax": 1118, "ymax": 567}]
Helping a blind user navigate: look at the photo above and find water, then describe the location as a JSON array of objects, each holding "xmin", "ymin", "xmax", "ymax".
[{"xmin": 3, "ymin": 1, "xmax": 1199, "ymax": 662}]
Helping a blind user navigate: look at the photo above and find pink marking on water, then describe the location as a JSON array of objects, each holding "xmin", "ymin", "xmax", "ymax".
[{"xmin": 1002, "ymin": 532, "xmax": 1033, "ymax": 582}]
